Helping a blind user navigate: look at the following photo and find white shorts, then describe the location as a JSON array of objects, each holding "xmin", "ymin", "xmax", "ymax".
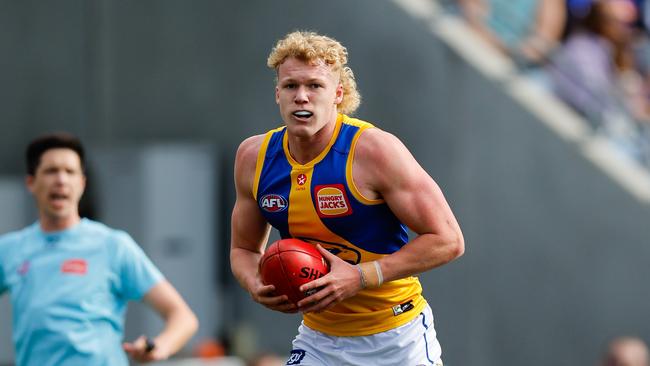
[{"xmin": 286, "ymin": 304, "xmax": 443, "ymax": 366}]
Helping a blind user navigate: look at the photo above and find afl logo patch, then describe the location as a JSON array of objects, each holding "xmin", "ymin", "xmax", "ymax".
[
  {"xmin": 314, "ymin": 184, "xmax": 353, "ymax": 218},
  {"xmin": 259, "ymin": 194, "xmax": 288, "ymax": 212}
]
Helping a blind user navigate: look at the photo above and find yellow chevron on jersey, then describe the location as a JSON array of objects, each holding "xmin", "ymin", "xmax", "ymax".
[{"xmin": 253, "ymin": 114, "xmax": 426, "ymax": 336}]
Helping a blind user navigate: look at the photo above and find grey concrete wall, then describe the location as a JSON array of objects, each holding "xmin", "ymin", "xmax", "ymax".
[{"xmin": 1, "ymin": 1, "xmax": 649, "ymax": 365}]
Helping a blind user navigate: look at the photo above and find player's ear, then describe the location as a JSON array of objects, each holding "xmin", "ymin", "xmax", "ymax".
[
  {"xmin": 275, "ymin": 86, "xmax": 280, "ymax": 105},
  {"xmin": 335, "ymin": 83, "xmax": 343, "ymax": 104},
  {"xmin": 25, "ymin": 175, "xmax": 35, "ymax": 194},
  {"xmin": 81, "ymin": 174, "xmax": 87, "ymax": 192}
]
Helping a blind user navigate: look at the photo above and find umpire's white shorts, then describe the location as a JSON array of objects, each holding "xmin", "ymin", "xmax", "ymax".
[{"xmin": 286, "ymin": 303, "xmax": 443, "ymax": 366}]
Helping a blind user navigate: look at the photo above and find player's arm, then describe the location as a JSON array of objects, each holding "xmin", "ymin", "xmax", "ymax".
[
  {"xmin": 123, "ymin": 280, "xmax": 198, "ymax": 362},
  {"xmin": 519, "ymin": 0, "xmax": 565, "ymax": 62},
  {"xmin": 358, "ymin": 128, "xmax": 465, "ymax": 281},
  {"xmin": 230, "ymin": 135, "xmax": 297, "ymax": 313}
]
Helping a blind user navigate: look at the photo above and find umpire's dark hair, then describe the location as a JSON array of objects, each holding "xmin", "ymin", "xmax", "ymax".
[{"xmin": 26, "ymin": 133, "xmax": 85, "ymax": 176}]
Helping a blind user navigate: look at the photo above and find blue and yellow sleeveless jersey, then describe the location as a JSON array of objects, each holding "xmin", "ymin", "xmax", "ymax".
[{"xmin": 253, "ymin": 114, "xmax": 426, "ymax": 336}]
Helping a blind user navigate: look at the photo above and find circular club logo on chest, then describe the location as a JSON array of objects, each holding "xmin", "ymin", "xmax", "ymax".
[{"xmin": 297, "ymin": 174, "xmax": 307, "ymax": 186}]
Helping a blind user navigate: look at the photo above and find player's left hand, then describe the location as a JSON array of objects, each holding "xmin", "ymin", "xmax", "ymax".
[
  {"xmin": 297, "ymin": 244, "xmax": 363, "ymax": 313},
  {"xmin": 123, "ymin": 335, "xmax": 169, "ymax": 363}
]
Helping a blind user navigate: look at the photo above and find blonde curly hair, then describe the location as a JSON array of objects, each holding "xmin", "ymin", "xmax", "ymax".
[{"xmin": 267, "ymin": 31, "xmax": 361, "ymax": 115}]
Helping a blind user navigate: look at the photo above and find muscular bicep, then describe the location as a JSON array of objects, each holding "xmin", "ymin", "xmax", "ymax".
[
  {"xmin": 231, "ymin": 135, "xmax": 271, "ymax": 254},
  {"xmin": 231, "ymin": 192, "xmax": 271, "ymax": 253},
  {"xmin": 384, "ymin": 165, "xmax": 460, "ymax": 238}
]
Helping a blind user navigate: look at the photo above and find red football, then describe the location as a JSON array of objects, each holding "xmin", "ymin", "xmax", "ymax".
[{"xmin": 259, "ymin": 238, "xmax": 329, "ymax": 304}]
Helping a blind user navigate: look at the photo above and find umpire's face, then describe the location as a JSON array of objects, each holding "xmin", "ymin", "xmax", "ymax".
[{"xmin": 26, "ymin": 148, "xmax": 87, "ymax": 224}]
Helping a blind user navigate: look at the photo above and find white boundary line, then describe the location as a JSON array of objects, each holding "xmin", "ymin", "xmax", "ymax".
[{"xmin": 392, "ymin": 0, "xmax": 650, "ymax": 203}]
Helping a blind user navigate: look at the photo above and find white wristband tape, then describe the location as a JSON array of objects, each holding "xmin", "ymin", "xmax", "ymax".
[
  {"xmin": 373, "ymin": 260, "xmax": 384, "ymax": 286},
  {"xmin": 356, "ymin": 264, "xmax": 367, "ymax": 289}
]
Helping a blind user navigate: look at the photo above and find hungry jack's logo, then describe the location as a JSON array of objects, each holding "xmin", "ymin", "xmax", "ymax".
[{"xmin": 314, "ymin": 184, "xmax": 352, "ymax": 218}]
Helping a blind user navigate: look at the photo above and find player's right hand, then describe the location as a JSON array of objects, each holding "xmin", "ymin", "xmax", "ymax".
[
  {"xmin": 123, "ymin": 335, "xmax": 169, "ymax": 363},
  {"xmin": 296, "ymin": 244, "xmax": 361, "ymax": 313},
  {"xmin": 250, "ymin": 281, "xmax": 298, "ymax": 313}
]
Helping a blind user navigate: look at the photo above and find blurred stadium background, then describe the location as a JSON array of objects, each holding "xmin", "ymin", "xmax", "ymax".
[{"xmin": 1, "ymin": 0, "xmax": 650, "ymax": 365}]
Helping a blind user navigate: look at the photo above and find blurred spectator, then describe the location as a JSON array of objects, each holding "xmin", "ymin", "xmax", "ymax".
[
  {"xmin": 601, "ymin": 336, "xmax": 649, "ymax": 366},
  {"xmin": 548, "ymin": 0, "xmax": 650, "ymax": 163},
  {"xmin": 550, "ymin": 0, "xmax": 637, "ymax": 119},
  {"xmin": 459, "ymin": 0, "xmax": 567, "ymax": 68},
  {"xmin": 454, "ymin": 0, "xmax": 650, "ymax": 166}
]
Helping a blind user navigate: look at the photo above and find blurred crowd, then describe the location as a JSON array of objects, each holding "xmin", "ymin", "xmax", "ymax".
[{"xmin": 451, "ymin": 0, "xmax": 650, "ymax": 167}]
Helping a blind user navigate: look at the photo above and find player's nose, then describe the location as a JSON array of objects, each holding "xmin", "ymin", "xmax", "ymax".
[
  {"xmin": 294, "ymin": 86, "xmax": 309, "ymax": 103},
  {"xmin": 53, "ymin": 171, "xmax": 68, "ymax": 184}
]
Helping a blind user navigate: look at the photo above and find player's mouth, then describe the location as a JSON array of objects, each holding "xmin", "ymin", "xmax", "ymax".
[
  {"xmin": 292, "ymin": 110, "xmax": 313, "ymax": 120},
  {"xmin": 49, "ymin": 192, "xmax": 70, "ymax": 206}
]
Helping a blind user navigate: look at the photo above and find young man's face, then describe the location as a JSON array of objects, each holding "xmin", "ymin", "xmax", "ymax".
[
  {"xmin": 26, "ymin": 148, "xmax": 86, "ymax": 224},
  {"xmin": 275, "ymin": 57, "xmax": 344, "ymax": 138}
]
